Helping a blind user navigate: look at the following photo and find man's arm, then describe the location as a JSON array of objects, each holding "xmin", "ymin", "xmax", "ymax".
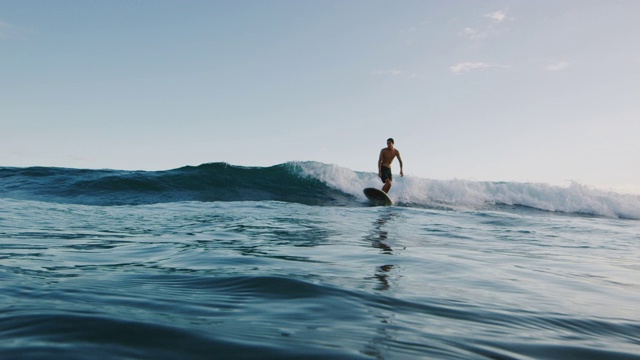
[
  {"xmin": 378, "ymin": 149, "xmax": 384, "ymax": 178},
  {"xmin": 396, "ymin": 150, "xmax": 404, "ymax": 177}
]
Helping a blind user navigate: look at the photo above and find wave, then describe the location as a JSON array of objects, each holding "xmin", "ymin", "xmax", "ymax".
[
  {"xmin": 1, "ymin": 162, "xmax": 639, "ymax": 219},
  {"xmin": 0, "ymin": 163, "xmax": 356, "ymax": 207},
  {"xmin": 297, "ymin": 162, "xmax": 640, "ymax": 220}
]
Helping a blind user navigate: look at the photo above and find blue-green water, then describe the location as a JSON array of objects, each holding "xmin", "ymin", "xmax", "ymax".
[{"xmin": 1, "ymin": 162, "xmax": 639, "ymax": 359}]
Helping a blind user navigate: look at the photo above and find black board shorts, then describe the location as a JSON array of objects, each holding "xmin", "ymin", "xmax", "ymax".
[{"xmin": 380, "ymin": 166, "xmax": 392, "ymax": 183}]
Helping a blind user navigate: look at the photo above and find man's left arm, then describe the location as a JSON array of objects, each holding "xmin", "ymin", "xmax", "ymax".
[{"xmin": 396, "ymin": 150, "xmax": 404, "ymax": 177}]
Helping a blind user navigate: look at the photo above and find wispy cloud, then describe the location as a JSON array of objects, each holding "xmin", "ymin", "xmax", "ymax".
[
  {"xmin": 485, "ymin": 10, "xmax": 509, "ymax": 23},
  {"xmin": 461, "ymin": 9, "xmax": 512, "ymax": 40},
  {"xmin": 372, "ymin": 68, "xmax": 402, "ymax": 76},
  {"xmin": 372, "ymin": 68, "xmax": 419, "ymax": 79},
  {"xmin": 0, "ymin": 20, "xmax": 13, "ymax": 39},
  {"xmin": 399, "ymin": 26, "xmax": 417, "ymax": 34},
  {"xmin": 546, "ymin": 61, "xmax": 569, "ymax": 71},
  {"xmin": 449, "ymin": 62, "xmax": 510, "ymax": 75},
  {"xmin": 460, "ymin": 27, "xmax": 485, "ymax": 39},
  {"xmin": 0, "ymin": 20, "xmax": 28, "ymax": 40}
]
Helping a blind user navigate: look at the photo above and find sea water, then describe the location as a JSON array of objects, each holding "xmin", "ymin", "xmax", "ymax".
[{"xmin": 1, "ymin": 162, "xmax": 639, "ymax": 359}]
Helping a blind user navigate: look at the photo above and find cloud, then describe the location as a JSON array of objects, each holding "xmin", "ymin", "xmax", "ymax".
[
  {"xmin": 449, "ymin": 62, "xmax": 510, "ymax": 74},
  {"xmin": 0, "ymin": 21, "xmax": 13, "ymax": 39},
  {"xmin": 372, "ymin": 68, "xmax": 402, "ymax": 76},
  {"xmin": 449, "ymin": 62, "xmax": 490, "ymax": 74},
  {"xmin": 485, "ymin": 10, "xmax": 509, "ymax": 23},
  {"xmin": 461, "ymin": 27, "xmax": 485, "ymax": 39},
  {"xmin": 546, "ymin": 61, "xmax": 569, "ymax": 71},
  {"xmin": 0, "ymin": 20, "xmax": 27, "ymax": 40},
  {"xmin": 399, "ymin": 26, "xmax": 417, "ymax": 34},
  {"xmin": 372, "ymin": 68, "xmax": 420, "ymax": 79},
  {"xmin": 461, "ymin": 9, "xmax": 511, "ymax": 40}
]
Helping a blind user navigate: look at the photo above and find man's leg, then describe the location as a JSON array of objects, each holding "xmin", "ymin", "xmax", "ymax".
[{"xmin": 382, "ymin": 179, "xmax": 392, "ymax": 193}]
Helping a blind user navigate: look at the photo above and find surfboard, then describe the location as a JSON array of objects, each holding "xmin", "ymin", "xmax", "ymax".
[{"xmin": 363, "ymin": 188, "xmax": 393, "ymax": 206}]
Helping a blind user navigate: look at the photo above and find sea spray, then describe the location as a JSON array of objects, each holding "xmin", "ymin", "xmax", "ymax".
[{"xmin": 291, "ymin": 161, "xmax": 640, "ymax": 219}]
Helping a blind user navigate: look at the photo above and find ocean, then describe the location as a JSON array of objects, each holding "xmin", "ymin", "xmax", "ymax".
[{"xmin": 1, "ymin": 161, "xmax": 639, "ymax": 359}]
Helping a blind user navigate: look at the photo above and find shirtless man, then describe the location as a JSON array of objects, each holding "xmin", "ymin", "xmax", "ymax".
[{"xmin": 378, "ymin": 138, "xmax": 404, "ymax": 193}]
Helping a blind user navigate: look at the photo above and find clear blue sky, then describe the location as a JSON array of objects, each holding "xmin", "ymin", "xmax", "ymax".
[{"xmin": 1, "ymin": 1, "xmax": 639, "ymax": 193}]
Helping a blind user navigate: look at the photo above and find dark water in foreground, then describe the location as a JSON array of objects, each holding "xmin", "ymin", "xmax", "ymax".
[{"xmin": 1, "ymin": 163, "xmax": 639, "ymax": 359}]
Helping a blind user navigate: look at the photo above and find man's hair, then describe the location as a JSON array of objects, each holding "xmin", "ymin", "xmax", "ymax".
[{"xmin": 387, "ymin": 138, "xmax": 394, "ymax": 144}]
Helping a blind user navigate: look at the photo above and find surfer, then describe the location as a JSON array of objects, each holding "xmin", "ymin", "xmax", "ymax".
[{"xmin": 378, "ymin": 138, "xmax": 404, "ymax": 193}]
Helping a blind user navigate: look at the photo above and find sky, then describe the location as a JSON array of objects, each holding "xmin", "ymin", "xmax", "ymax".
[{"xmin": 1, "ymin": 0, "xmax": 639, "ymax": 193}]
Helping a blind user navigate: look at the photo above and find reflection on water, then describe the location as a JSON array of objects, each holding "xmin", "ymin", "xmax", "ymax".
[
  {"xmin": 363, "ymin": 210, "xmax": 401, "ymax": 358},
  {"xmin": 365, "ymin": 211, "xmax": 399, "ymax": 291},
  {"xmin": 375, "ymin": 264, "xmax": 394, "ymax": 291},
  {"xmin": 368, "ymin": 212, "xmax": 395, "ymax": 254}
]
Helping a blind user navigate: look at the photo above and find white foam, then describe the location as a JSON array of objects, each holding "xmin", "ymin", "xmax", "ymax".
[
  {"xmin": 289, "ymin": 161, "xmax": 376, "ymax": 197},
  {"xmin": 290, "ymin": 161, "xmax": 640, "ymax": 219}
]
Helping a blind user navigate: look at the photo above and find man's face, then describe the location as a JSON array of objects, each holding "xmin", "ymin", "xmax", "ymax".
[{"xmin": 387, "ymin": 141, "xmax": 393, "ymax": 149}]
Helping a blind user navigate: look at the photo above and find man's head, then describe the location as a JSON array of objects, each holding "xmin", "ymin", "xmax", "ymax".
[{"xmin": 387, "ymin": 138, "xmax": 395, "ymax": 148}]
